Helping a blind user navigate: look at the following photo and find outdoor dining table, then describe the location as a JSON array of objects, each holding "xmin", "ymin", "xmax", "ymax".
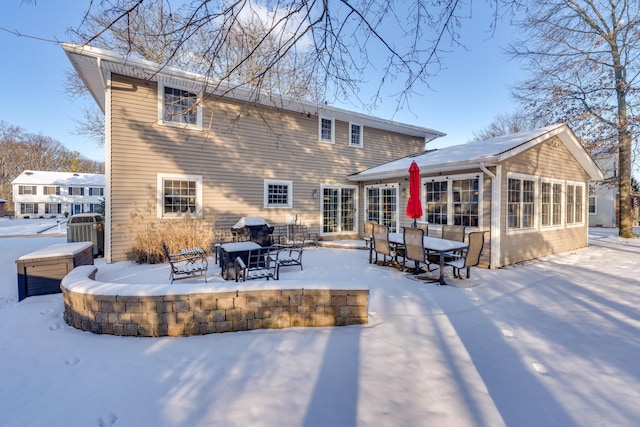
[
  {"xmin": 388, "ymin": 232, "xmax": 469, "ymax": 286},
  {"xmin": 219, "ymin": 241, "xmax": 261, "ymax": 280}
]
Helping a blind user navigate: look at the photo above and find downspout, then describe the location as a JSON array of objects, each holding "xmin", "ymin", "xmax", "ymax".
[
  {"xmin": 97, "ymin": 57, "xmax": 112, "ymax": 263},
  {"xmin": 480, "ymin": 162, "xmax": 501, "ymax": 269}
]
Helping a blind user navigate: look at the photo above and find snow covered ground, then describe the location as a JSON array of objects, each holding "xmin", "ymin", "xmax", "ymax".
[{"xmin": 1, "ymin": 217, "xmax": 639, "ymax": 427}]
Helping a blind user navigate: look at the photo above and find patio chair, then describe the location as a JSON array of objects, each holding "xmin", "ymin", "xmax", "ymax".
[
  {"xmin": 212, "ymin": 228, "xmax": 234, "ymax": 265},
  {"xmin": 161, "ymin": 241, "xmax": 208, "ymax": 284},
  {"xmin": 416, "ymin": 221, "xmax": 429, "ymax": 236},
  {"xmin": 363, "ymin": 220, "xmax": 377, "ymax": 263},
  {"xmin": 402, "ymin": 227, "xmax": 426, "ymax": 273},
  {"xmin": 234, "ymin": 247, "xmax": 279, "ymax": 281},
  {"xmin": 273, "ymin": 239, "xmax": 304, "ymax": 271},
  {"xmin": 442, "ymin": 224, "xmax": 466, "ymax": 242},
  {"xmin": 444, "ymin": 231, "xmax": 485, "ymax": 279},
  {"xmin": 372, "ymin": 224, "xmax": 395, "ymax": 266}
]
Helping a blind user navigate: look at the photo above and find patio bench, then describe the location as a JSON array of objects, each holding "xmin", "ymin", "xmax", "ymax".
[{"xmin": 161, "ymin": 242, "xmax": 208, "ymax": 284}]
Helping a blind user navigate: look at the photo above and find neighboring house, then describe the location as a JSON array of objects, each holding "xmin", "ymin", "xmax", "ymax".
[
  {"xmin": 11, "ymin": 170, "xmax": 105, "ymax": 219},
  {"xmin": 63, "ymin": 44, "xmax": 445, "ymax": 262},
  {"xmin": 588, "ymin": 150, "xmax": 618, "ymax": 228},
  {"xmin": 347, "ymin": 124, "xmax": 604, "ymax": 268}
]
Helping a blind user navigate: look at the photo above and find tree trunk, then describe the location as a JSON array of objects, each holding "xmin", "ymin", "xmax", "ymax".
[{"xmin": 612, "ymin": 46, "xmax": 634, "ymax": 238}]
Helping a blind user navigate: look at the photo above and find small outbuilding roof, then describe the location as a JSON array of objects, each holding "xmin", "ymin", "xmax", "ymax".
[
  {"xmin": 347, "ymin": 124, "xmax": 604, "ymax": 181},
  {"xmin": 11, "ymin": 170, "xmax": 105, "ymax": 186}
]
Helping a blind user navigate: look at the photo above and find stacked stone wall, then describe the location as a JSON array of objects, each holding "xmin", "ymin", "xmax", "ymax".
[{"xmin": 62, "ymin": 274, "xmax": 369, "ymax": 337}]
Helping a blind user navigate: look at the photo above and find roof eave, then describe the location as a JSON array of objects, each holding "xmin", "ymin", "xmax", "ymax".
[
  {"xmin": 347, "ymin": 159, "xmax": 499, "ymax": 182},
  {"xmin": 61, "ymin": 43, "xmax": 445, "ymax": 141}
]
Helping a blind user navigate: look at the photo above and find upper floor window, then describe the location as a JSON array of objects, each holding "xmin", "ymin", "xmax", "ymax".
[
  {"xmin": 507, "ymin": 176, "xmax": 536, "ymax": 231},
  {"xmin": 264, "ymin": 179, "xmax": 293, "ymax": 208},
  {"xmin": 43, "ymin": 186, "xmax": 60, "ymax": 195},
  {"xmin": 18, "ymin": 185, "xmax": 37, "ymax": 195},
  {"xmin": 350, "ymin": 123, "xmax": 363, "ymax": 147},
  {"xmin": 89, "ymin": 187, "xmax": 104, "ymax": 196},
  {"xmin": 68, "ymin": 187, "xmax": 85, "ymax": 196},
  {"xmin": 157, "ymin": 173, "xmax": 203, "ymax": 218},
  {"xmin": 566, "ymin": 183, "xmax": 584, "ymax": 225},
  {"xmin": 159, "ymin": 83, "xmax": 202, "ymax": 129},
  {"xmin": 588, "ymin": 196, "xmax": 596, "ymax": 214},
  {"xmin": 319, "ymin": 117, "xmax": 335, "ymax": 143}
]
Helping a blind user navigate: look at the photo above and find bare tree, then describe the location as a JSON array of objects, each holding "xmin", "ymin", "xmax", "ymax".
[
  {"xmin": 509, "ymin": 0, "xmax": 640, "ymax": 238},
  {"xmin": 470, "ymin": 111, "xmax": 548, "ymax": 141}
]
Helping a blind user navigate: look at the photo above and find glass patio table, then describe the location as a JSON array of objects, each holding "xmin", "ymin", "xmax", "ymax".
[{"xmin": 388, "ymin": 232, "xmax": 468, "ymax": 286}]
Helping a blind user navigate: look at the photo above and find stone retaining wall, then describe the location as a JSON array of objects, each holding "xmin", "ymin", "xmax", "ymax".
[{"xmin": 61, "ymin": 269, "xmax": 369, "ymax": 337}]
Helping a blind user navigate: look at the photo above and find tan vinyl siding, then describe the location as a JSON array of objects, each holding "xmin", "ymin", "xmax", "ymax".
[
  {"xmin": 499, "ymin": 137, "xmax": 590, "ymax": 266},
  {"xmin": 109, "ymin": 74, "xmax": 425, "ymax": 261}
]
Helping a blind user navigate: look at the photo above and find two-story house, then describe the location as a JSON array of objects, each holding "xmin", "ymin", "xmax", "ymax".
[
  {"xmin": 11, "ymin": 170, "xmax": 105, "ymax": 219},
  {"xmin": 63, "ymin": 43, "xmax": 603, "ymax": 267}
]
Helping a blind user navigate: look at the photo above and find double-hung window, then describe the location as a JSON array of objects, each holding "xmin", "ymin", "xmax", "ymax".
[
  {"xmin": 21, "ymin": 203, "xmax": 38, "ymax": 215},
  {"xmin": 264, "ymin": 180, "xmax": 293, "ymax": 208},
  {"xmin": 157, "ymin": 173, "xmax": 203, "ymax": 218},
  {"xmin": 540, "ymin": 180, "xmax": 563, "ymax": 228},
  {"xmin": 18, "ymin": 185, "xmax": 37, "ymax": 195},
  {"xmin": 566, "ymin": 182, "xmax": 584, "ymax": 225},
  {"xmin": 68, "ymin": 187, "xmax": 85, "ymax": 196},
  {"xmin": 319, "ymin": 117, "xmax": 335, "ymax": 143},
  {"xmin": 159, "ymin": 83, "xmax": 202, "ymax": 129},
  {"xmin": 588, "ymin": 196, "xmax": 596, "ymax": 214},
  {"xmin": 43, "ymin": 186, "xmax": 60, "ymax": 195},
  {"xmin": 424, "ymin": 175, "xmax": 481, "ymax": 227},
  {"xmin": 349, "ymin": 123, "xmax": 363, "ymax": 147},
  {"xmin": 425, "ymin": 180, "xmax": 448, "ymax": 225},
  {"xmin": 507, "ymin": 175, "xmax": 536, "ymax": 232},
  {"xmin": 45, "ymin": 203, "xmax": 61, "ymax": 214},
  {"xmin": 89, "ymin": 187, "xmax": 104, "ymax": 196}
]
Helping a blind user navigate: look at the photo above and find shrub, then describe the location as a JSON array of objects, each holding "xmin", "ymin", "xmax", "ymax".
[{"xmin": 126, "ymin": 203, "xmax": 215, "ymax": 264}]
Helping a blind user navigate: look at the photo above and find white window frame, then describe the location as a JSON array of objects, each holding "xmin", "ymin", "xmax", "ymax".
[
  {"xmin": 540, "ymin": 178, "xmax": 564, "ymax": 230},
  {"xmin": 321, "ymin": 184, "xmax": 358, "ymax": 235},
  {"xmin": 319, "ymin": 116, "xmax": 335, "ymax": 144},
  {"xmin": 43, "ymin": 186, "xmax": 60, "ymax": 196},
  {"xmin": 18, "ymin": 185, "xmax": 37, "ymax": 195},
  {"xmin": 349, "ymin": 123, "xmax": 363, "ymax": 148},
  {"xmin": 566, "ymin": 181, "xmax": 586, "ymax": 227},
  {"xmin": 158, "ymin": 82, "xmax": 203, "ymax": 130},
  {"xmin": 422, "ymin": 173, "xmax": 484, "ymax": 232},
  {"xmin": 264, "ymin": 179, "xmax": 293, "ymax": 208},
  {"xmin": 506, "ymin": 172, "xmax": 538, "ymax": 235},
  {"xmin": 364, "ymin": 184, "xmax": 399, "ymax": 233},
  {"xmin": 588, "ymin": 195, "xmax": 597, "ymax": 215},
  {"xmin": 156, "ymin": 173, "xmax": 203, "ymax": 218}
]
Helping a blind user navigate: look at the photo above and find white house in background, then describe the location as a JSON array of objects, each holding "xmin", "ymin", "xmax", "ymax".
[
  {"xmin": 589, "ymin": 150, "xmax": 618, "ymax": 228},
  {"xmin": 11, "ymin": 170, "xmax": 105, "ymax": 219}
]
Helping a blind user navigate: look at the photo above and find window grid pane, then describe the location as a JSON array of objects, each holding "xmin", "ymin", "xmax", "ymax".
[
  {"xmin": 425, "ymin": 181, "xmax": 448, "ymax": 225},
  {"xmin": 350, "ymin": 124, "xmax": 361, "ymax": 146},
  {"xmin": 164, "ymin": 179, "xmax": 197, "ymax": 214},
  {"xmin": 321, "ymin": 118, "xmax": 332, "ymax": 141},
  {"xmin": 323, "ymin": 188, "xmax": 339, "ymax": 233},
  {"xmin": 452, "ymin": 178, "xmax": 479, "ymax": 227},
  {"xmin": 164, "ymin": 87, "xmax": 197, "ymax": 125},
  {"xmin": 267, "ymin": 184, "xmax": 289, "ymax": 206}
]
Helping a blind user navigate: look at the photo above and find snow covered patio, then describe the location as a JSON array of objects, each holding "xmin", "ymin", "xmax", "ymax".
[{"xmin": 1, "ymin": 219, "xmax": 639, "ymax": 426}]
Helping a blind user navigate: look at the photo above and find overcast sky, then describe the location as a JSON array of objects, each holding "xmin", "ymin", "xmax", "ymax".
[{"xmin": 0, "ymin": 1, "xmax": 522, "ymax": 163}]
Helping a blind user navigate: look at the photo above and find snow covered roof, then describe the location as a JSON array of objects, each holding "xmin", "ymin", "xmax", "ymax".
[
  {"xmin": 11, "ymin": 170, "xmax": 105, "ymax": 186},
  {"xmin": 62, "ymin": 43, "xmax": 445, "ymax": 142},
  {"xmin": 347, "ymin": 124, "xmax": 604, "ymax": 181}
]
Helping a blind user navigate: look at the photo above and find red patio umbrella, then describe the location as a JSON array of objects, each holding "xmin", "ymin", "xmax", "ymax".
[{"xmin": 405, "ymin": 161, "xmax": 423, "ymax": 227}]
